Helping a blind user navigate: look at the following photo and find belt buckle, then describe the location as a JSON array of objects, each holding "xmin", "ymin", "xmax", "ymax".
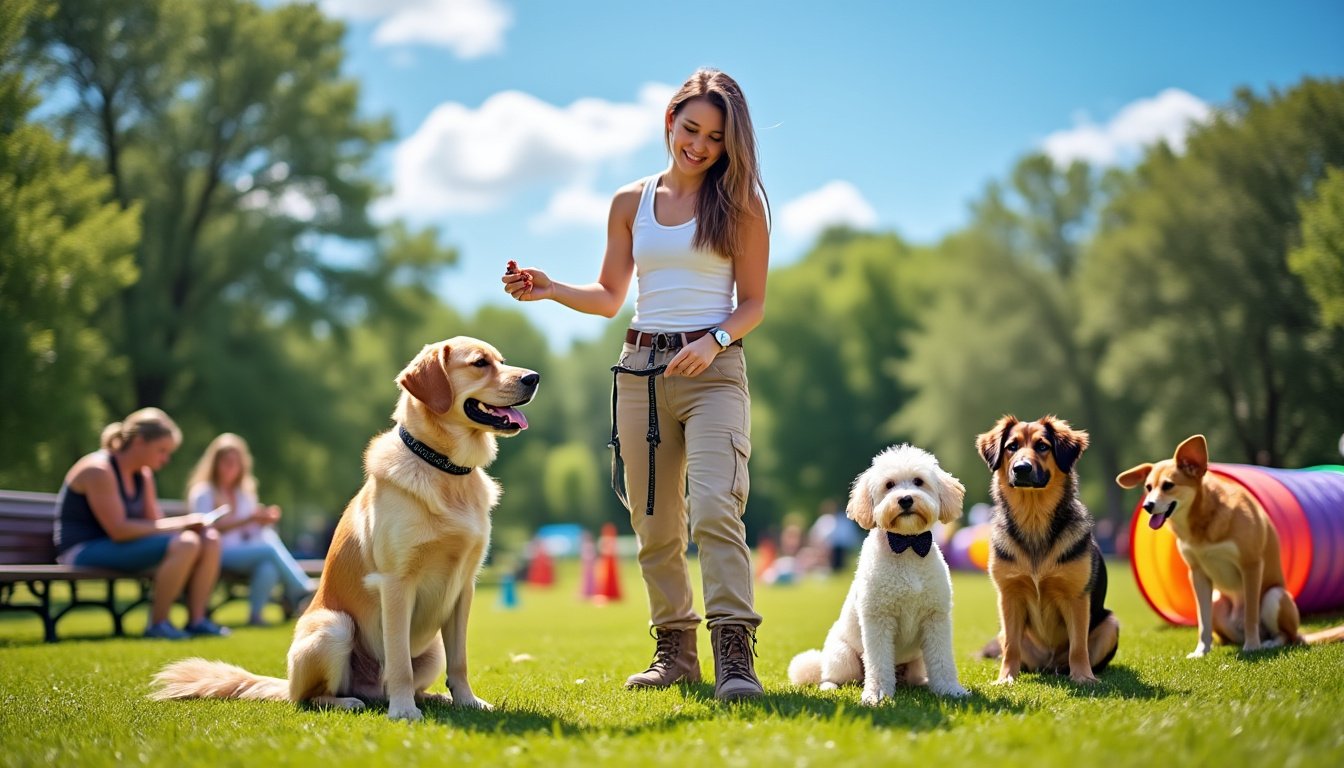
[{"xmin": 652, "ymin": 332, "xmax": 674, "ymax": 351}]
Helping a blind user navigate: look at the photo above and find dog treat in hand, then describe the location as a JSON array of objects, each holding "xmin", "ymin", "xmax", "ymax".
[{"xmin": 506, "ymin": 260, "xmax": 518, "ymax": 274}]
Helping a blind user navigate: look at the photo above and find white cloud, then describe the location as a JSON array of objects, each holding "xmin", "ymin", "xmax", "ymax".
[
  {"xmin": 321, "ymin": 0, "xmax": 513, "ymax": 58},
  {"xmin": 778, "ymin": 181, "xmax": 879, "ymax": 240},
  {"xmin": 383, "ymin": 83, "xmax": 675, "ymax": 218},
  {"xmin": 1042, "ymin": 88, "xmax": 1211, "ymax": 166},
  {"xmin": 530, "ymin": 181, "xmax": 611, "ymax": 232}
]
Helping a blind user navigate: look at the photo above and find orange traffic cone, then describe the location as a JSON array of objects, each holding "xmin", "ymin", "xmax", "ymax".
[
  {"xmin": 593, "ymin": 522, "xmax": 622, "ymax": 604},
  {"xmin": 526, "ymin": 538, "xmax": 554, "ymax": 587},
  {"xmin": 755, "ymin": 536, "xmax": 777, "ymax": 582}
]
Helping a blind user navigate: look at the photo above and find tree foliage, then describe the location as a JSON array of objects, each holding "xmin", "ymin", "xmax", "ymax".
[
  {"xmin": 1289, "ymin": 166, "xmax": 1344, "ymax": 328},
  {"xmin": 0, "ymin": 0, "xmax": 141, "ymax": 487},
  {"xmin": 1086, "ymin": 79, "xmax": 1344, "ymax": 468}
]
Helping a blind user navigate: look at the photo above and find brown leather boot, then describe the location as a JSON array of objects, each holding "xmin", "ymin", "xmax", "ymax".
[
  {"xmin": 711, "ymin": 623, "xmax": 763, "ymax": 701},
  {"xmin": 624, "ymin": 627, "xmax": 701, "ymax": 689}
]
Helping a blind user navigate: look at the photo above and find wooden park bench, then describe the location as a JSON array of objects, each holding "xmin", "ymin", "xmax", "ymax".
[{"xmin": 0, "ymin": 489, "xmax": 324, "ymax": 642}]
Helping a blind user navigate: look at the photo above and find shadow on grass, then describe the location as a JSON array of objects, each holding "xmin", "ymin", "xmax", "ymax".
[
  {"xmin": 1233, "ymin": 641, "xmax": 1313, "ymax": 665},
  {"xmin": 348, "ymin": 681, "xmax": 1031, "ymax": 735},
  {"xmin": 1026, "ymin": 664, "xmax": 1173, "ymax": 699}
]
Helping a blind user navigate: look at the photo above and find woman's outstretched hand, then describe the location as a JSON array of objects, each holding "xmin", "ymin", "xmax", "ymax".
[{"xmin": 502, "ymin": 260, "xmax": 553, "ymax": 301}]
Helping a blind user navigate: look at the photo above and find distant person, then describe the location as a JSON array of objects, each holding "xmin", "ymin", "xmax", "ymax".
[
  {"xmin": 186, "ymin": 433, "xmax": 316, "ymax": 626},
  {"xmin": 503, "ymin": 68, "xmax": 770, "ymax": 700},
  {"xmin": 808, "ymin": 499, "xmax": 863, "ymax": 574},
  {"xmin": 53, "ymin": 408, "xmax": 229, "ymax": 639}
]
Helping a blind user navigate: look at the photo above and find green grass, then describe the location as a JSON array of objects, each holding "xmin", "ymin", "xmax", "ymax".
[{"xmin": 2, "ymin": 559, "xmax": 1342, "ymax": 767}]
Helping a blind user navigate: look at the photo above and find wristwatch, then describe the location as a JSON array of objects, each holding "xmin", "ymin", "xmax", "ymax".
[{"xmin": 710, "ymin": 326, "xmax": 731, "ymax": 349}]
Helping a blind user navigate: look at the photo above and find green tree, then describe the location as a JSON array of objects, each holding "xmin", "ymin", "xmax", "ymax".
[
  {"xmin": 25, "ymin": 0, "xmax": 460, "ymax": 517},
  {"xmin": 895, "ymin": 156, "xmax": 1137, "ymax": 520},
  {"xmin": 542, "ymin": 442, "xmax": 604, "ymax": 527},
  {"xmin": 1086, "ymin": 79, "xmax": 1344, "ymax": 468},
  {"xmin": 748, "ymin": 228, "xmax": 920, "ymax": 530},
  {"xmin": 1289, "ymin": 166, "xmax": 1344, "ymax": 328},
  {"xmin": 0, "ymin": 0, "xmax": 141, "ymax": 488}
]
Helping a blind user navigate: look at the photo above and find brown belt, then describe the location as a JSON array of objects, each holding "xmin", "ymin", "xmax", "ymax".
[{"xmin": 625, "ymin": 328, "xmax": 741, "ymax": 350}]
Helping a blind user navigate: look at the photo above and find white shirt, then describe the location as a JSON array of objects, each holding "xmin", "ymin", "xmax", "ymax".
[
  {"xmin": 189, "ymin": 483, "xmax": 263, "ymax": 548},
  {"xmin": 629, "ymin": 174, "xmax": 735, "ymax": 332}
]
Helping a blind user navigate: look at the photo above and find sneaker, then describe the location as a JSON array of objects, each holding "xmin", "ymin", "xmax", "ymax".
[
  {"xmin": 184, "ymin": 618, "xmax": 232, "ymax": 637},
  {"xmin": 144, "ymin": 620, "xmax": 190, "ymax": 640}
]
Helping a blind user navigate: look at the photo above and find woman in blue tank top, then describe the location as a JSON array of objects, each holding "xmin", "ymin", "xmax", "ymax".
[
  {"xmin": 502, "ymin": 69, "xmax": 770, "ymax": 700},
  {"xmin": 53, "ymin": 408, "xmax": 229, "ymax": 639}
]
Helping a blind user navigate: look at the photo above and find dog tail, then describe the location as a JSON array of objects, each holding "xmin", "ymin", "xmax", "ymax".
[
  {"xmin": 1303, "ymin": 624, "xmax": 1344, "ymax": 645},
  {"xmin": 149, "ymin": 658, "xmax": 290, "ymax": 702},
  {"xmin": 787, "ymin": 649, "xmax": 823, "ymax": 686}
]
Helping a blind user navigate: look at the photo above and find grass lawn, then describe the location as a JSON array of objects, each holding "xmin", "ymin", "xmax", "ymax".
[{"xmin": 2, "ymin": 557, "xmax": 1342, "ymax": 767}]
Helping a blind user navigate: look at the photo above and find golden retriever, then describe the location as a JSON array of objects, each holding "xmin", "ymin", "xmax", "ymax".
[{"xmin": 151, "ymin": 337, "xmax": 538, "ymax": 721}]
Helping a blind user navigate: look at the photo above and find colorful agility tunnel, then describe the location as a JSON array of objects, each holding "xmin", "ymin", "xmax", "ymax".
[{"xmin": 1129, "ymin": 463, "xmax": 1344, "ymax": 625}]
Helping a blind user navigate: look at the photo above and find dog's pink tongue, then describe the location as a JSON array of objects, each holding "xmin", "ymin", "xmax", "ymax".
[
  {"xmin": 496, "ymin": 406, "xmax": 528, "ymax": 430},
  {"xmin": 1148, "ymin": 512, "xmax": 1167, "ymax": 531}
]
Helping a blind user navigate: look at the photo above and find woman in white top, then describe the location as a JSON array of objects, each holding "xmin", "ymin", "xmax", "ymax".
[
  {"xmin": 186, "ymin": 433, "xmax": 316, "ymax": 626},
  {"xmin": 502, "ymin": 68, "xmax": 770, "ymax": 700}
]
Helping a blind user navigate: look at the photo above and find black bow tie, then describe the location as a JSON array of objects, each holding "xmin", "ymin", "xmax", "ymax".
[{"xmin": 887, "ymin": 530, "xmax": 933, "ymax": 557}]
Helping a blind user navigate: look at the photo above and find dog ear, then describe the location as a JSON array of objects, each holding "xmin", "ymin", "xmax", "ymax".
[
  {"xmin": 846, "ymin": 468, "xmax": 876, "ymax": 530},
  {"xmin": 1175, "ymin": 434, "xmax": 1209, "ymax": 478},
  {"xmin": 1115, "ymin": 463, "xmax": 1153, "ymax": 489},
  {"xmin": 935, "ymin": 467, "xmax": 966, "ymax": 525},
  {"xmin": 396, "ymin": 343, "xmax": 455, "ymax": 414},
  {"xmin": 975, "ymin": 415, "xmax": 1017, "ymax": 471},
  {"xmin": 1044, "ymin": 416, "xmax": 1089, "ymax": 474}
]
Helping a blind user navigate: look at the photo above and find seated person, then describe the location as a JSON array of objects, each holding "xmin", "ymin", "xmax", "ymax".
[
  {"xmin": 186, "ymin": 433, "xmax": 316, "ymax": 626},
  {"xmin": 54, "ymin": 408, "xmax": 229, "ymax": 638}
]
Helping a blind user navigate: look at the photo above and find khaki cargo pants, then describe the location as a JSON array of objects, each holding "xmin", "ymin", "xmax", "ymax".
[{"xmin": 612, "ymin": 340, "xmax": 761, "ymax": 631}]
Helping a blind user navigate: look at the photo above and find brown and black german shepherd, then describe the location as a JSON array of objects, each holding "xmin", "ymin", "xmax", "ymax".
[{"xmin": 974, "ymin": 415, "xmax": 1119, "ymax": 685}]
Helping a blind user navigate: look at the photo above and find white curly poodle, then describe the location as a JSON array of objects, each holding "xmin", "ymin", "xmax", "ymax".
[{"xmin": 788, "ymin": 444, "xmax": 970, "ymax": 703}]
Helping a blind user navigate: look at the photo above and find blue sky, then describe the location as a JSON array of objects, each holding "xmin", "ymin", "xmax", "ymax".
[{"xmin": 316, "ymin": 0, "xmax": 1344, "ymax": 349}]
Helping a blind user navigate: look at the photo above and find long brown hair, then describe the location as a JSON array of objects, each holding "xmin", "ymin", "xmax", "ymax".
[{"xmin": 665, "ymin": 68, "xmax": 770, "ymax": 261}]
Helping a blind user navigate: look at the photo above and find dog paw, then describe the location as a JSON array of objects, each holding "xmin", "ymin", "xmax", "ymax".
[
  {"xmin": 416, "ymin": 693, "xmax": 453, "ymax": 705},
  {"xmin": 1262, "ymin": 637, "xmax": 1283, "ymax": 650},
  {"xmin": 1241, "ymin": 641, "xmax": 1262, "ymax": 653},
  {"xmin": 387, "ymin": 701, "xmax": 423, "ymax": 722},
  {"xmin": 456, "ymin": 696, "xmax": 493, "ymax": 710},
  {"xmin": 860, "ymin": 689, "xmax": 886, "ymax": 707},
  {"xmin": 934, "ymin": 683, "xmax": 970, "ymax": 698},
  {"xmin": 1069, "ymin": 673, "xmax": 1099, "ymax": 686},
  {"xmin": 1187, "ymin": 645, "xmax": 1211, "ymax": 659},
  {"xmin": 992, "ymin": 674, "xmax": 1016, "ymax": 686},
  {"xmin": 819, "ymin": 681, "xmax": 839, "ymax": 691}
]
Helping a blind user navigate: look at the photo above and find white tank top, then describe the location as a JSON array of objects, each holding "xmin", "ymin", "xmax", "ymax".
[{"xmin": 629, "ymin": 174, "xmax": 735, "ymax": 332}]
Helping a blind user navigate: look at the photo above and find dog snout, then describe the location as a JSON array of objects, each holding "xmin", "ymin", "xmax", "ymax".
[
  {"xmin": 521, "ymin": 372, "xmax": 540, "ymax": 389},
  {"xmin": 897, "ymin": 495, "xmax": 914, "ymax": 511},
  {"xmin": 1142, "ymin": 500, "xmax": 1155, "ymax": 513},
  {"xmin": 1011, "ymin": 461, "xmax": 1033, "ymax": 479}
]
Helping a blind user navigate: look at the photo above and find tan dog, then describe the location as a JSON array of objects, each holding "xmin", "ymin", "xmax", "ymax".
[
  {"xmin": 975, "ymin": 415, "xmax": 1119, "ymax": 685},
  {"xmin": 151, "ymin": 337, "xmax": 538, "ymax": 721},
  {"xmin": 1116, "ymin": 435, "xmax": 1344, "ymax": 656}
]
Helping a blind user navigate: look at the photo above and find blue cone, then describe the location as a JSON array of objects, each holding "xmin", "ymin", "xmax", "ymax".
[{"xmin": 499, "ymin": 572, "xmax": 519, "ymax": 609}]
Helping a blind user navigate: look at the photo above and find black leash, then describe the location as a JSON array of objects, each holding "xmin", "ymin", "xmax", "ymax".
[{"xmin": 608, "ymin": 345, "xmax": 666, "ymax": 515}]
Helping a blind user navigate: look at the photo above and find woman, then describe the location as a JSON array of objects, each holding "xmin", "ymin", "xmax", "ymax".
[
  {"xmin": 53, "ymin": 408, "xmax": 229, "ymax": 638},
  {"xmin": 186, "ymin": 433, "xmax": 316, "ymax": 626},
  {"xmin": 502, "ymin": 68, "xmax": 770, "ymax": 700}
]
